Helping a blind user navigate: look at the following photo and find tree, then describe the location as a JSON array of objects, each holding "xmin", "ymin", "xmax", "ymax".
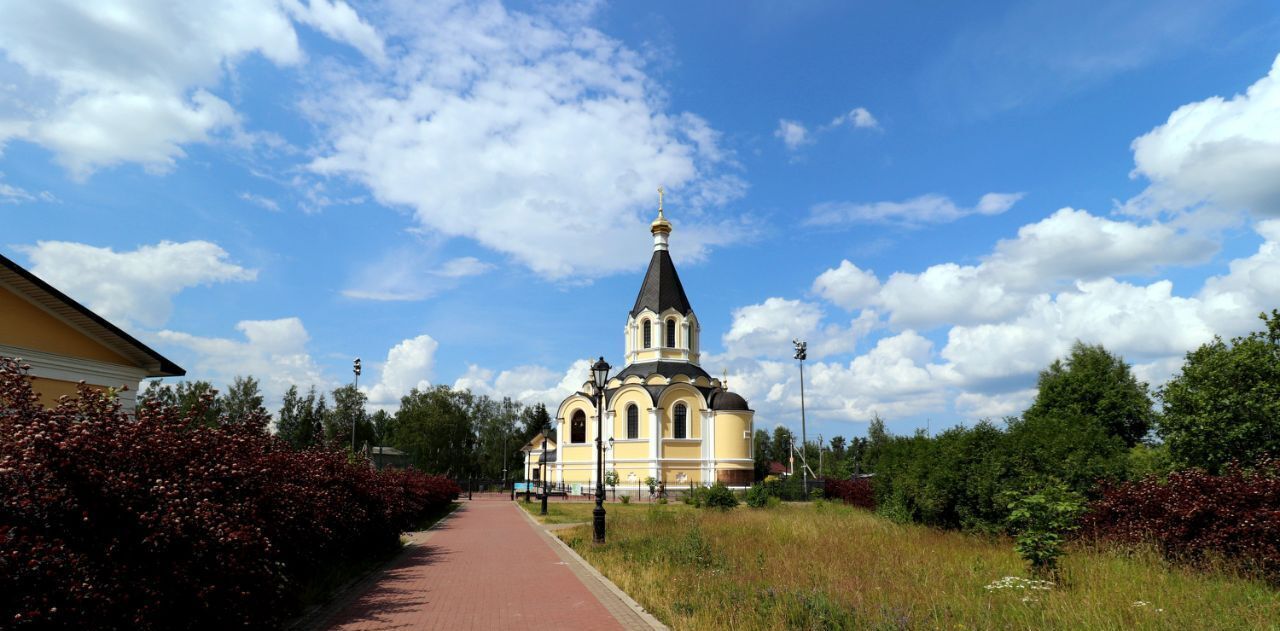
[
  {"xmin": 138, "ymin": 380, "xmax": 177, "ymax": 409},
  {"xmin": 752, "ymin": 429, "xmax": 771, "ymax": 481},
  {"xmin": 1159, "ymin": 310, "xmax": 1280, "ymax": 472},
  {"xmin": 220, "ymin": 376, "xmax": 268, "ymax": 428},
  {"xmin": 392, "ymin": 386, "xmax": 474, "ymax": 474},
  {"xmin": 174, "ymin": 381, "xmax": 222, "ymax": 427},
  {"xmin": 768, "ymin": 425, "xmax": 794, "ymax": 469},
  {"xmin": 328, "ymin": 384, "xmax": 370, "ymax": 452},
  {"xmin": 1024, "ymin": 342, "xmax": 1154, "ymax": 447},
  {"xmin": 276, "ymin": 385, "xmax": 307, "ymax": 448}
]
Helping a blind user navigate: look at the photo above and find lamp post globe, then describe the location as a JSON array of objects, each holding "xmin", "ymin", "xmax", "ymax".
[{"xmin": 590, "ymin": 356, "xmax": 611, "ymax": 544}]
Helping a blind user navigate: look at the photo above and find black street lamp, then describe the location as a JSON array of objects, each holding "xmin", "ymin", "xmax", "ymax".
[
  {"xmin": 540, "ymin": 430, "xmax": 549, "ymax": 516},
  {"xmin": 590, "ymin": 356, "xmax": 611, "ymax": 544}
]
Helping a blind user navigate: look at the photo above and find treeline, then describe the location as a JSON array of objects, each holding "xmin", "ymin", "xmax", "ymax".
[
  {"xmin": 808, "ymin": 310, "xmax": 1280, "ymax": 578},
  {"xmin": 139, "ymin": 379, "xmax": 554, "ymax": 479}
]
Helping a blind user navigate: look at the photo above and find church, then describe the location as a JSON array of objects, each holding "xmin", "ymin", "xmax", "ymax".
[{"xmin": 548, "ymin": 194, "xmax": 755, "ymax": 489}]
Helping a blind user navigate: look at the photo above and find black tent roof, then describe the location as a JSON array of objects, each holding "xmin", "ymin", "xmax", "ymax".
[{"xmin": 630, "ymin": 249, "xmax": 694, "ymax": 317}]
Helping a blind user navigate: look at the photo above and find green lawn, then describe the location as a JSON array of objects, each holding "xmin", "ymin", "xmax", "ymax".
[{"xmin": 542, "ymin": 501, "xmax": 1280, "ymax": 630}]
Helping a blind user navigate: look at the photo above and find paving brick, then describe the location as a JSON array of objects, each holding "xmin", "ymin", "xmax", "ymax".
[{"xmin": 316, "ymin": 500, "xmax": 635, "ymax": 630}]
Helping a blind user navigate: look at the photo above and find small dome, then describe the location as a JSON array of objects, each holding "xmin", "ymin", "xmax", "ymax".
[{"xmin": 711, "ymin": 390, "xmax": 750, "ymax": 411}]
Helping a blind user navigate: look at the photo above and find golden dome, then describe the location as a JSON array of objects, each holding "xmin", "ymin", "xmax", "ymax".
[{"xmin": 651, "ymin": 186, "xmax": 672, "ymax": 235}]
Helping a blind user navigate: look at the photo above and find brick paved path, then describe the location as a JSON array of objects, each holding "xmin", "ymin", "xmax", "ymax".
[{"xmin": 317, "ymin": 500, "xmax": 649, "ymax": 630}]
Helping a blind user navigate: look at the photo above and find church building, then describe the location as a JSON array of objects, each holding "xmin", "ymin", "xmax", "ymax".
[{"xmin": 552, "ymin": 196, "xmax": 755, "ymax": 489}]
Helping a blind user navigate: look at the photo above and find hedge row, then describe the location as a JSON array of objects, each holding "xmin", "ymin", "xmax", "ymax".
[
  {"xmin": 1081, "ymin": 459, "xmax": 1280, "ymax": 580},
  {"xmin": 824, "ymin": 478, "xmax": 875, "ymax": 510},
  {"xmin": 0, "ymin": 358, "xmax": 459, "ymax": 629}
]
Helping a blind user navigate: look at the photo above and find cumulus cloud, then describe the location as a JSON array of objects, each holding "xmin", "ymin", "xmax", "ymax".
[
  {"xmin": 0, "ymin": 0, "xmax": 379, "ymax": 176},
  {"xmin": 305, "ymin": 1, "xmax": 746, "ymax": 280},
  {"xmin": 774, "ymin": 119, "xmax": 812, "ymax": 149},
  {"xmin": 19, "ymin": 240, "xmax": 256, "ymax": 328},
  {"xmin": 156, "ymin": 317, "xmax": 329, "ymax": 407},
  {"xmin": 812, "ymin": 260, "xmax": 880, "ymax": 310},
  {"xmin": 1130, "ymin": 53, "xmax": 1280, "ymax": 217},
  {"xmin": 453, "ymin": 358, "xmax": 592, "ymax": 410},
  {"xmin": 807, "ymin": 192, "xmax": 1024, "ymax": 227},
  {"xmin": 362, "ymin": 334, "xmax": 439, "ymax": 408}
]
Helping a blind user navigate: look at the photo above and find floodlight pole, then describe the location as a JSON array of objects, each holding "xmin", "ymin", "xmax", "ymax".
[
  {"xmin": 352, "ymin": 358, "xmax": 361, "ymax": 455},
  {"xmin": 794, "ymin": 340, "xmax": 808, "ymax": 493}
]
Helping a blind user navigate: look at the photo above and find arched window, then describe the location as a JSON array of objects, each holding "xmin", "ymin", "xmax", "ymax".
[
  {"xmin": 673, "ymin": 403, "xmax": 687, "ymax": 439},
  {"xmin": 571, "ymin": 410, "xmax": 586, "ymax": 443},
  {"xmin": 666, "ymin": 319, "xmax": 677, "ymax": 348},
  {"xmin": 642, "ymin": 319, "xmax": 651, "ymax": 349},
  {"xmin": 626, "ymin": 404, "xmax": 639, "ymax": 439}
]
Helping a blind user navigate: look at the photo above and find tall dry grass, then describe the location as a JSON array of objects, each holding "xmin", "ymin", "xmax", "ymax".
[{"xmin": 552, "ymin": 501, "xmax": 1279, "ymax": 630}]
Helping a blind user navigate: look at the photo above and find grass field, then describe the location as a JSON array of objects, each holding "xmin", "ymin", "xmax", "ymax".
[{"xmin": 524, "ymin": 500, "xmax": 1280, "ymax": 630}]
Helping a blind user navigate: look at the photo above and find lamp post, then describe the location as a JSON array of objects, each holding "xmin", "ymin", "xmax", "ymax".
[
  {"xmin": 540, "ymin": 429, "xmax": 549, "ymax": 516},
  {"xmin": 793, "ymin": 340, "xmax": 807, "ymax": 493},
  {"xmin": 351, "ymin": 358, "xmax": 361, "ymax": 455},
  {"xmin": 590, "ymin": 356, "xmax": 611, "ymax": 544}
]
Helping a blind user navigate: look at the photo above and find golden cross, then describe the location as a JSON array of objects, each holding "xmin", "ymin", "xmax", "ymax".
[{"xmin": 657, "ymin": 186, "xmax": 665, "ymax": 217}]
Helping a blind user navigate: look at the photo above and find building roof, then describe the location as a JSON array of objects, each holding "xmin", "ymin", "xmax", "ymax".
[
  {"xmin": 0, "ymin": 252, "xmax": 184, "ymax": 377},
  {"xmin": 613, "ymin": 360, "xmax": 711, "ymax": 382},
  {"xmin": 630, "ymin": 249, "xmax": 694, "ymax": 317},
  {"xmin": 710, "ymin": 390, "xmax": 751, "ymax": 411}
]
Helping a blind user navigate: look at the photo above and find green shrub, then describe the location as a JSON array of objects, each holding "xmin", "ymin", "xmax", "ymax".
[
  {"xmin": 685, "ymin": 485, "xmax": 709, "ymax": 507},
  {"xmin": 745, "ymin": 483, "xmax": 772, "ymax": 508},
  {"xmin": 1004, "ymin": 480, "xmax": 1085, "ymax": 577},
  {"xmin": 620, "ymin": 494, "xmax": 631, "ymax": 505},
  {"xmin": 703, "ymin": 482, "xmax": 739, "ymax": 510}
]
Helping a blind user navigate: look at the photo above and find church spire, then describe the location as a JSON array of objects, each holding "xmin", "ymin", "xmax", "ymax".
[{"xmin": 650, "ymin": 185, "xmax": 672, "ymax": 251}]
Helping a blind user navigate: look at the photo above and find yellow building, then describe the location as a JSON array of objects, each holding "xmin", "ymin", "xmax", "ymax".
[
  {"xmin": 0, "ymin": 252, "xmax": 184, "ymax": 411},
  {"xmin": 553, "ymin": 199, "xmax": 755, "ymax": 489}
]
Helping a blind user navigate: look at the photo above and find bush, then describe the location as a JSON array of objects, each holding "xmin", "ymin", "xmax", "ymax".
[
  {"xmin": 0, "ymin": 359, "xmax": 459, "ymax": 629},
  {"xmin": 1080, "ymin": 459, "xmax": 1280, "ymax": 580},
  {"xmin": 1004, "ymin": 481, "xmax": 1085, "ymax": 577},
  {"xmin": 620, "ymin": 494, "xmax": 631, "ymax": 505},
  {"xmin": 824, "ymin": 478, "xmax": 875, "ymax": 510},
  {"xmin": 745, "ymin": 484, "xmax": 772, "ymax": 508},
  {"xmin": 702, "ymin": 483, "xmax": 738, "ymax": 510}
]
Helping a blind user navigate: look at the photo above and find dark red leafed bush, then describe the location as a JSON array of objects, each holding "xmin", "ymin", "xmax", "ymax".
[
  {"xmin": 824, "ymin": 478, "xmax": 876, "ymax": 510},
  {"xmin": 1080, "ymin": 459, "xmax": 1280, "ymax": 580},
  {"xmin": 0, "ymin": 358, "xmax": 459, "ymax": 629}
]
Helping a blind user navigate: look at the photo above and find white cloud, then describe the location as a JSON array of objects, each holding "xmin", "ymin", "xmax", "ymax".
[
  {"xmin": 19, "ymin": 240, "xmax": 256, "ymax": 328},
  {"xmin": 0, "ymin": 174, "xmax": 55, "ymax": 204},
  {"xmin": 282, "ymin": 0, "xmax": 386, "ymax": 64},
  {"xmin": 453, "ymin": 358, "xmax": 591, "ymax": 410},
  {"xmin": 435, "ymin": 256, "xmax": 495, "ymax": 278},
  {"xmin": 305, "ymin": 1, "xmax": 746, "ymax": 280},
  {"xmin": 828, "ymin": 106, "xmax": 879, "ymax": 130},
  {"xmin": 0, "ymin": 0, "xmax": 377, "ymax": 176},
  {"xmin": 774, "ymin": 119, "xmax": 812, "ymax": 149},
  {"xmin": 362, "ymin": 334, "xmax": 439, "ymax": 408},
  {"xmin": 810, "ymin": 208, "xmax": 1214, "ymax": 330},
  {"xmin": 1130, "ymin": 53, "xmax": 1280, "ymax": 217},
  {"xmin": 812, "ymin": 260, "xmax": 880, "ymax": 310},
  {"xmin": 156, "ymin": 317, "xmax": 330, "ymax": 407},
  {"xmin": 239, "ymin": 192, "xmax": 281, "ymax": 212},
  {"xmin": 342, "ymin": 251, "xmax": 496, "ymax": 301},
  {"xmin": 722, "ymin": 298, "xmax": 824, "ymax": 358},
  {"xmin": 807, "ymin": 192, "xmax": 1023, "ymax": 227}
]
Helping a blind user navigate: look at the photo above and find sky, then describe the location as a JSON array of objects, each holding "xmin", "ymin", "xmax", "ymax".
[{"xmin": 3, "ymin": 0, "xmax": 1280, "ymax": 439}]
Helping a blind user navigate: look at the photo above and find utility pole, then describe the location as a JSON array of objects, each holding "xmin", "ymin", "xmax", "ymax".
[{"xmin": 793, "ymin": 340, "xmax": 808, "ymax": 493}]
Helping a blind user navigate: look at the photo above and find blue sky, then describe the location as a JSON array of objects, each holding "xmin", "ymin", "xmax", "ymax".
[{"xmin": 3, "ymin": 0, "xmax": 1280, "ymax": 439}]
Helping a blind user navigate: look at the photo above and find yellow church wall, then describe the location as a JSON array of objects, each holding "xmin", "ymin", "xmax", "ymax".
[
  {"xmin": 713, "ymin": 412, "xmax": 753, "ymax": 460},
  {"xmin": 657, "ymin": 385, "xmax": 704, "ymax": 439},
  {"xmin": 611, "ymin": 441, "xmax": 648, "ymax": 460},
  {"xmin": 609, "ymin": 388, "xmax": 652, "ymax": 438},
  {"xmin": 0, "ymin": 287, "xmax": 132, "ymax": 366},
  {"xmin": 661, "ymin": 468, "xmax": 702, "ymax": 485},
  {"xmin": 663, "ymin": 442, "xmax": 701, "ymax": 460}
]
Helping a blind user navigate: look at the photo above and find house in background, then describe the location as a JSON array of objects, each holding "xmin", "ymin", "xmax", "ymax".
[{"xmin": 0, "ymin": 252, "xmax": 184, "ymax": 411}]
